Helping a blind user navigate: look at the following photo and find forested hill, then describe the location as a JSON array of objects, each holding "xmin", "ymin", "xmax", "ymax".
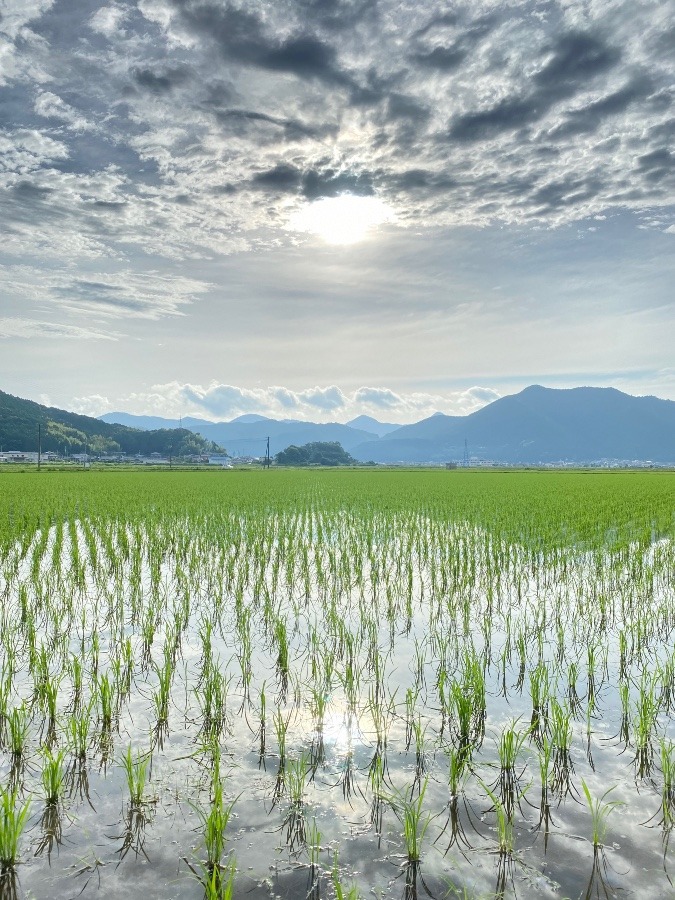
[{"xmin": 0, "ymin": 390, "xmax": 224, "ymax": 456}]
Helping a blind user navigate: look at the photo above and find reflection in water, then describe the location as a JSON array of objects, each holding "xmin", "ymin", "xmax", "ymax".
[
  {"xmin": 494, "ymin": 850, "xmax": 516, "ymax": 900},
  {"xmin": 396, "ymin": 859, "xmax": 438, "ymax": 900},
  {"xmin": 151, "ymin": 718, "xmax": 169, "ymax": 752},
  {"xmin": 583, "ymin": 847, "xmax": 625, "ymax": 900},
  {"xmin": 65, "ymin": 758, "xmax": 95, "ymax": 809},
  {"xmin": 308, "ymin": 731, "xmax": 326, "ymax": 776},
  {"xmin": 333, "ymin": 749, "xmax": 363, "ymax": 806},
  {"xmin": 112, "ymin": 802, "xmax": 154, "ymax": 863},
  {"xmin": 435, "ymin": 796, "xmax": 473, "ymax": 855},
  {"xmin": 551, "ymin": 748, "xmax": 576, "ymax": 802},
  {"xmin": 534, "ymin": 789, "xmax": 555, "ymax": 854},
  {"xmin": 305, "ymin": 818, "xmax": 322, "ymax": 900},
  {"xmin": 35, "ymin": 801, "xmax": 64, "ymax": 862},
  {"xmin": 282, "ymin": 802, "xmax": 306, "ymax": 855},
  {"xmin": 97, "ymin": 727, "xmax": 114, "ymax": 771},
  {"xmin": 0, "ymin": 871, "xmax": 20, "ymax": 900}
]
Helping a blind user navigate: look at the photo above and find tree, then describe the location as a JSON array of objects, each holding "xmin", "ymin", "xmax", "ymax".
[{"xmin": 274, "ymin": 441, "xmax": 356, "ymax": 467}]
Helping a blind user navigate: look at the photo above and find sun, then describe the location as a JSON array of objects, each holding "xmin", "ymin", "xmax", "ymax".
[{"xmin": 289, "ymin": 194, "xmax": 395, "ymax": 245}]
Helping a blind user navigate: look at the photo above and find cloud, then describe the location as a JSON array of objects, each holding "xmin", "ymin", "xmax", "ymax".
[
  {"xmin": 0, "ymin": 0, "xmax": 670, "ymax": 288},
  {"xmin": 295, "ymin": 386, "xmax": 347, "ymax": 410},
  {"xmin": 448, "ymin": 31, "xmax": 622, "ymax": 142},
  {"xmin": 0, "ymin": 317, "xmax": 117, "ymax": 340},
  {"xmin": 0, "ymin": 0, "xmax": 673, "ymax": 370},
  {"xmin": 34, "ymin": 91, "xmax": 92, "ymax": 130},
  {"xmin": 89, "ymin": 4, "xmax": 128, "ymax": 38},
  {"xmin": 72, "ymin": 381, "xmax": 501, "ymax": 422},
  {"xmin": 0, "ymin": 265, "xmax": 212, "ymax": 320},
  {"xmin": 353, "ymin": 387, "xmax": 402, "ymax": 408}
]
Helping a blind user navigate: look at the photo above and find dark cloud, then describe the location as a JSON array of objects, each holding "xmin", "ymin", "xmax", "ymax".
[
  {"xmin": 391, "ymin": 170, "xmax": 458, "ymax": 194},
  {"xmin": 410, "ymin": 12, "xmax": 497, "ymax": 72},
  {"xmin": 131, "ymin": 66, "xmax": 191, "ymax": 94},
  {"xmin": 531, "ymin": 174, "xmax": 602, "ymax": 211},
  {"xmin": 449, "ymin": 31, "xmax": 622, "ymax": 142},
  {"xmin": 214, "ymin": 108, "xmax": 331, "ymax": 142},
  {"xmin": 249, "ymin": 164, "xmax": 375, "ymax": 198},
  {"xmin": 262, "ymin": 36, "xmax": 343, "ymax": 82},
  {"xmin": 301, "ymin": 168, "xmax": 374, "ymax": 199},
  {"xmin": 12, "ymin": 181, "xmax": 54, "ymax": 199},
  {"xmin": 385, "ymin": 93, "xmax": 430, "ymax": 123},
  {"xmin": 533, "ymin": 32, "xmax": 620, "ymax": 91},
  {"xmin": 413, "ymin": 45, "xmax": 467, "ymax": 72},
  {"xmin": 411, "ymin": 13, "xmax": 461, "ymax": 40},
  {"xmin": 90, "ymin": 200, "xmax": 128, "ymax": 212},
  {"xmin": 637, "ymin": 149, "xmax": 675, "ymax": 183},
  {"xmin": 290, "ymin": 0, "xmax": 379, "ymax": 32},
  {"xmin": 251, "ymin": 164, "xmax": 302, "ymax": 191},
  {"xmin": 173, "ymin": 2, "xmax": 353, "ymax": 87},
  {"xmin": 449, "ymin": 96, "xmax": 539, "ymax": 141},
  {"xmin": 549, "ymin": 76, "xmax": 653, "ymax": 139}
]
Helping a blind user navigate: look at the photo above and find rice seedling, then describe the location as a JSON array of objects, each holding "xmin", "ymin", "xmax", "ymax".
[
  {"xmin": 6, "ymin": 704, "xmax": 29, "ymax": 763},
  {"xmin": 580, "ymin": 779, "xmax": 624, "ymax": 848},
  {"xmin": 656, "ymin": 738, "xmax": 675, "ymax": 831},
  {"xmin": 0, "ymin": 785, "xmax": 30, "ymax": 873},
  {"xmin": 120, "ymin": 744, "xmax": 151, "ymax": 808},
  {"xmin": 633, "ymin": 672, "xmax": 660, "ymax": 778},
  {"xmin": 41, "ymin": 747, "xmax": 66, "ymax": 805},
  {"xmin": 331, "ymin": 850, "xmax": 361, "ymax": 900},
  {"xmin": 67, "ymin": 702, "xmax": 92, "ymax": 760},
  {"xmin": 196, "ymin": 778, "xmax": 236, "ymax": 875},
  {"xmin": 96, "ymin": 672, "xmax": 114, "ymax": 732},
  {"xmin": 485, "ymin": 785, "xmax": 515, "ymax": 856},
  {"xmin": 285, "ymin": 751, "xmax": 311, "ymax": 808},
  {"xmin": 445, "ymin": 742, "xmax": 470, "ymax": 799},
  {"xmin": 529, "ymin": 661, "xmax": 550, "ymax": 739},
  {"xmin": 387, "ymin": 777, "xmax": 431, "ymax": 864},
  {"xmin": 201, "ymin": 854, "xmax": 236, "ymax": 900}
]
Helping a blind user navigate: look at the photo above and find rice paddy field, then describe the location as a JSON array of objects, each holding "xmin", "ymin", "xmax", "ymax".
[{"xmin": 0, "ymin": 468, "xmax": 674, "ymax": 900}]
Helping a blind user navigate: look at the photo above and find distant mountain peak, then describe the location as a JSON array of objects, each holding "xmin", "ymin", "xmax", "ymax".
[
  {"xmin": 346, "ymin": 414, "xmax": 399, "ymax": 438},
  {"xmin": 229, "ymin": 414, "xmax": 270, "ymax": 424}
]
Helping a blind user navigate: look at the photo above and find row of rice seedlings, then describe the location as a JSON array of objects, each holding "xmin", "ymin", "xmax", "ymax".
[{"xmin": 0, "ymin": 473, "xmax": 672, "ymax": 897}]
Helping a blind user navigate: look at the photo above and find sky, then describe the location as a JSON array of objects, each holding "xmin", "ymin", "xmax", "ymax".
[{"xmin": 1, "ymin": 0, "xmax": 674, "ymax": 424}]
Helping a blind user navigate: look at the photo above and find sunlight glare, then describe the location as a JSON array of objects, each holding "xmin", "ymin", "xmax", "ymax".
[{"xmin": 290, "ymin": 194, "xmax": 394, "ymax": 245}]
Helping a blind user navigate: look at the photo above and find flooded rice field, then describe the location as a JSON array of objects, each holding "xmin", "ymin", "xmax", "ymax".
[{"xmin": 0, "ymin": 470, "xmax": 674, "ymax": 899}]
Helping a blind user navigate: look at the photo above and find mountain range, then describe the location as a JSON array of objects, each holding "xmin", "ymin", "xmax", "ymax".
[
  {"xmin": 100, "ymin": 385, "xmax": 675, "ymax": 465},
  {"xmin": 347, "ymin": 386, "xmax": 675, "ymax": 464},
  {"xmin": 98, "ymin": 411, "xmax": 398, "ymax": 456}
]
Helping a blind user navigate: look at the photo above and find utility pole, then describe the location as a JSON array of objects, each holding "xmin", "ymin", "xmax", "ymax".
[
  {"xmin": 265, "ymin": 436, "xmax": 270, "ymax": 468},
  {"xmin": 38, "ymin": 423, "xmax": 41, "ymax": 471},
  {"xmin": 463, "ymin": 438, "xmax": 469, "ymax": 468}
]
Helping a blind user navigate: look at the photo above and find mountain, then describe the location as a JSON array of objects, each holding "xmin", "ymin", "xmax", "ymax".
[
  {"xmin": 99, "ymin": 412, "xmax": 182, "ymax": 431},
  {"xmin": 346, "ymin": 415, "xmax": 399, "ymax": 437},
  {"xmin": 349, "ymin": 386, "xmax": 675, "ymax": 464},
  {"xmin": 100, "ymin": 412, "xmax": 376, "ymax": 457},
  {"xmin": 229, "ymin": 414, "xmax": 272, "ymax": 424},
  {"xmin": 0, "ymin": 391, "xmax": 224, "ymax": 457}
]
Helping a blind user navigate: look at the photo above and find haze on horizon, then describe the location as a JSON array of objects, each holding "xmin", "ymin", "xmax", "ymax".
[{"xmin": 1, "ymin": 0, "xmax": 673, "ymax": 425}]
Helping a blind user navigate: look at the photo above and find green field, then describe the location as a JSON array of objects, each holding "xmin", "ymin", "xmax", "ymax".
[{"xmin": 0, "ymin": 469, "xmax": 674, "ymax": 899}]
